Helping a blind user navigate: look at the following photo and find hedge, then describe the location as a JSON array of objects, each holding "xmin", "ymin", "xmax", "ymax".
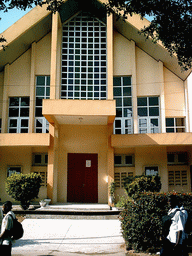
[{"xmin": 120, "ymin": 192, "xmax": 192, "ymax": 253}]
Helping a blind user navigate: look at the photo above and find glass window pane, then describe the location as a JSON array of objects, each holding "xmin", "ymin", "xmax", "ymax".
[
  {"xmin": 116, "ymin": 98, "xmax": 122, "ymax": 107},
  {"xmin": 176, "ymin": 128, "xmax": 185, "ymax": 133},
  {"xmin": 125, "ymin": 155, "xmax": 132, "ymax": 165},
  {"xmin": 9, "ymin": 97, "xmax": 19, "ymax": 106},
  {"xmin": 21, "ymin": 119, "xmax": 29, "ymax": 127},
  {"xmin": 113, "ymin": 77, "xmax": 121, "ymax": 86},
  {"xmin": 149, "ymin": 97, "xmax": 159, "ymax": 106},
  {"xmin": 123, "ymin": 98, "xmax": 132, "ymax": 106},
  {"xmin": 123, "ymin": 77, "xmax": 131, "ymax": 85},
  {"xmin": 124, "ymin": 108, "xmax": 132, "ymax": 117},
  {"xmin": 166, "ymin": 118, "xmax": 174, "ymax": 127},
  {"xmin": 20, "ymin": 108, "xmax": 29, "ymax": 117},
  {"xmin": 137, "ymin": 97, "xmax": 147, "ymax": 106},
  {"xmin": 9, "ymin": 108, "xmax": 19, "ymax": 117},
  {"xmin": 176, "ymin": 118, "xmax": 184, "ymax": 126},
  {"xmin": 36, "ymin": 87, "xmax": 45, "ymax": 96},
  {"xmin": 123, "ymin": 87, "xmax": 131, "ymax": 96},
  {"xmin": 21, "ymin": 97, "xmax": 29, "ymax": 106},
  {"xmin": 166, "ymin": 128, "xmax": 174, "ymax": 133},
  {"xmin": 116, "ymin": 108, "xmax": 122, "ymax": 117},
  {"xmin": 36, "ymin": 76, "xmax": 45, "ymax": 85},
  {"xmin": 114, "ymin": 155, "xmax": 122, "ymax": 165},
  {"xmin": 115, "ymin": 119, "xmax": 121, "ymax": 128},
  {"xmin": 167, "ymin": 154, "xmax": 175, "ymax": 163},
  {"xmin": 35, "ymin": 155, "xmax": 42, "ymax": 164},
  {"xmin": 149, "ymin": 107, "xmax": 159, "ymax": 116},
  {"xmin": 114, "ymin": 87, "xmax": 121, "ymax": 96},
  {"xmin": 138, "ymin": 108, "xmax": 147, "ymax": 116},
  {"xmin": 139, "ymin": 119, "xmax": 147, "ymax": 127},
  {"xmin": 10, "ymin": 119, "xmax": 17, "ymax": 127}
]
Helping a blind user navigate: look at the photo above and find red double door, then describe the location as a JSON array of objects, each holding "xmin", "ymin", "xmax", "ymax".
[{"xmin": 67, "ymin": 153, "xmax": 98, "ymax": 203}]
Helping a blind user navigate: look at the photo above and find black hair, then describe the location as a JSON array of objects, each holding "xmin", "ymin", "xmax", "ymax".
[
  {"xmin": 3, "ymin": 201, "xmax": 12, "ymax": 211},
  {"xmin": 168, "ymin": 195, "xmax": 178, "ymax": 208}
]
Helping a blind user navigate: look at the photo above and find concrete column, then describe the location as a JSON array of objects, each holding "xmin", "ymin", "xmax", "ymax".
[
  {"xmin": 131, "ymin": 40, "xmax": 138, "ymax": 134},
  {"xmin": 50, "ymin": 12, "xmax": 59, "ymax": 100},
  {"xmin": 47, "ymin": 123, "xmax": 59, "ymax": 203},
  {"xmin": 107, "ymin": 13, "xmax": 113, "ymax": 100},
  {"xmin": 184, "ymin": 80, "xmax": 190, "ymax": 132},
  {"xmin": 107, "ymin": 123, "xmax": 114, "ymax": 206},
  {"xmin": 29, "ymin": 42, "xmax": 36, "ymax": 133},
  {"xmin": 2, "ymin": 64, "xmax": 10, "ymax": 133},
  {"xmin": 159, "ymin": 61, "xmax": 166, "ymax": 133}
]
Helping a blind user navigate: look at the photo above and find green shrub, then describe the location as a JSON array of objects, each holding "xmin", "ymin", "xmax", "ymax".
[
  {"xmin": 123, "ymin": 175, "xmax": 161, "ymax": 198},
  {"xmin": 120, "ymin": 192, "xmax": 192, "ymax": 253},
  {"xmin": 6, "ymin": 172, "xmax": 42, "ymax": 210}
]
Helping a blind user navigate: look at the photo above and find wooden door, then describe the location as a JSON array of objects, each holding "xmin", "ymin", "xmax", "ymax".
[{"xmin": 67, "ymin": 153, "xmax": 98, "ymax": 203}]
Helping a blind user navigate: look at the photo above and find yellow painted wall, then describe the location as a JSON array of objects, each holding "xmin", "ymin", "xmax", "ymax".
[
  {"xmin": 136, "ymin": 47, "xmax": 161, "ymax": 96},
  {"xmin": 113, "ymin": 30, "xmax": 133, "ymax": 76},
  {"xmin": 0, "ymin": 72, "xmax": 3, "ymax": 118},
  {"xmin": 57, "ymin": 125, "xmax": 108, "ymax": 203},
  {"xmin": 164, "ymin": 67, "xmax": 185, "ymax": 117},
  {"xmin": 9, "ymin": 49, "xmax": 31, "ymax": 96},
  {"xmin": 36, "ymin": 33, "xmax": 51, "ymax": 75}
]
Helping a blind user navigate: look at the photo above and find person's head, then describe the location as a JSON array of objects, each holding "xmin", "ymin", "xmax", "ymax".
[
  {"xmin": 2, "ymin": 201, "xmax": 12, "ymax": 214},
  {"xmin": 168, "ymin": 195, "xmax": 178, "ymax": 209}
]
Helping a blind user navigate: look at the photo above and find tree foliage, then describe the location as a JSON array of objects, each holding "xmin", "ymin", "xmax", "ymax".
[{"xmin": 105, "ymin": 0, "xmax": 192, "ymax": 70}]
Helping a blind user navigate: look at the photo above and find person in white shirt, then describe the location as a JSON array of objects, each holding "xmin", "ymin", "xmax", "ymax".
[
  {"xmin": 160, "ymin": 195, "xmax": 186, "ymax": 256},
  {"xmin": 0, "ymin": 201, "xmax": 16, "ymax": 256}
]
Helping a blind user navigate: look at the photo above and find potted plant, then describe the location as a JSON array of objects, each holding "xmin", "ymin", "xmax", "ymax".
[
  {"xmin": 39, "ymin": 199, "xmax": 47, "ymax": 208},
  {"xmin": 44, "ymin": 198, "xmax": 51, "ymax": 205}
]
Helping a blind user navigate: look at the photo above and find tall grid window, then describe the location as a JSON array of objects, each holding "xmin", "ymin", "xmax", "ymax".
[
  {"xmin": 166, "ymin": 117, "xmax": 185, "ymax": 133},
  {"xmin": 35, "ymin": 76, "xmax": 50, "ymax": 133},
  {"xmin": 8, "ymin": 97, "xmax": 30, "ymax": 133},
  {"xmin": 113, "ymin": 77, "xmax": 133, "ymax": 134},
  {"xmin": 61, "ymin": 13, "xmax": 107, "ymax": 100},
  {"xmin": 137, "ymin": 96, "xmax": 160, "ymax": 134}
]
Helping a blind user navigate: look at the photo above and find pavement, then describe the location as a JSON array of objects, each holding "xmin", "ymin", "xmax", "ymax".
[{"xmin": 12, "ymin": 218, "xmax": 127, "ymax": 256}]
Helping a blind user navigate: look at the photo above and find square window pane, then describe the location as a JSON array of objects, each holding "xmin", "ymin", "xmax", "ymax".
[
  {"xmin": 123, "ymin": 98, "xmax": 132, "ymax": 106},
  {"xmin": 10, "ymin": 119, "xmax": 17, "ymax": 127},
  {"xmin": 114, "ymin": 155, "xmax": 122, "ymax": 165},
  {"xmin": 176, "ymin": 118, "xmax": 184, "ymax": 126},
  {"xmin": 123, "ymin": 87, "xmax": 131, "ymax": 96},
  {"xmin": 123, "ymin": 77, "xmax": 131, "ymax": 85},
  {"xmin": 149, "ymin": 107, "xmax": 159, "ymax": 116},
  {"xmin": 167, "ymin": 154, "xmax": 175, "ymax": 163},
  {"xmin": 137, "ymin": 97, "xmax": 147, "ymax": 106},
  {"xmin": 35, "ymin": 155, "xmax": 42, "ymax": 164},
  {"xmin": 36, "ymin": 87, "xmax": 45, "ymax": 96},
  {"xmin": 149, "ymin": 97, "xmax": 159, "ymax": 106},
  {"xmin": 139, "ymin": 119, "xmax": 147, "ymax": 127},
  {"xmin": 125, "ymin": 155, "xmax": 132, "ymax": 165},
  {"xmin": 124, "ymin": 108, "xmax": 132, "ymax": 117},
  {"xmin": 116, "ymin": 98, "xmax": 122, "ymax": 107},
  {"xmin": 166, "ymin": 118, "xmax": 174, "ymax": 127},
  {"xmin": 20, "ymin": 108, "xmax": 29, "ymax": 117},
  {"xmin": 138, "ymin": 108, "xmax": 147, "ymax": 116},
  {"xmin": 36, "ymin": 76, "xmax": 45, "ymax": 85},
  {"xmin": 21, "ymin": 97, "xmax": 29, "ymax": 106},
  {"xmin": 116, "ymin": 108, "xmax": 122, "ymax": 117},
  {"xmin": 9, "ymin": 97, "xmax": 19, "ymax": 106},
  {"xmin": 113, "ymin": 77, "xmax": 121, "ymax": 86},
  {"xmin": 9, "ymin": 108, "xmax": 19, "ymax": 117},
  {"xmin": 114, "ymin": 87, "xmax": 121, "ymax": 96},
  {"xmin": 21, "ymin": 119, "xmax": 29, "ymax": 127},
  {"xmin": 115, "ymin": 119, "xmax": 121, "ymax": 128}
]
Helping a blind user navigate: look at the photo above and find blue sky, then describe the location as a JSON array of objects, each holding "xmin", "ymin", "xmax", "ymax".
[{"xmin": 0, "ymin": 8, "xmax": 33, "ymax": 34}]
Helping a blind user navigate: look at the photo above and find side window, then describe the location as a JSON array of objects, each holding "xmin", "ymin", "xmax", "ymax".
[
  {"xmin": 145, "ymin": 166, "xmax": 159, "ymax": 176},
  {"xmin": 7, "ymin": 166, "xmax": 22, "ymax": 177},
  {"xmin": 35, "ymin": 76, "xmax": 50, "ymax": 133},
  {"xmin": 32, "ymin": 153, "xmax": 48, "ymax": 166},
  {"xmin": 8, "ymin": 97, "xmax": 30, "ymax": 133}
]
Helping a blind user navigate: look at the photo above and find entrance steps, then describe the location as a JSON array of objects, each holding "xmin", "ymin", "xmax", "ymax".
[{"xmin": 13, "ymin": 204, "xmax": 121, "ymax": 220}]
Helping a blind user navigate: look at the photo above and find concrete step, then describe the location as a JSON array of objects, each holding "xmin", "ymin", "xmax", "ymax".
[{"xmin": 13, "ymin": 203, "xmax": 121, "ymax": 220}]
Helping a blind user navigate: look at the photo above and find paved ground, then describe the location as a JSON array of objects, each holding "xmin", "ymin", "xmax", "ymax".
[{"xmin": 12, "ymin": 218, "xmax": 126, "ymax": 256}]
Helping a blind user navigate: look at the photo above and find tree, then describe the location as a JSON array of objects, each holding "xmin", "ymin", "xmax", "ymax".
[
  {"xmin": 105, "ymin": 0, "xmax": 192, "ymax": 71},
  {"xmin": 6, "ymin": 172, "xmax": 42, "ymax": 210}
]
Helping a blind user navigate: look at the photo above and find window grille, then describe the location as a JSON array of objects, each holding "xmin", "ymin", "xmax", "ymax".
[
  {"xmin": 138, "ymin": 96, "xmax": 160, "ymax": 134},
  {"xmin": 35, "ymin": 76, "xmax": 50, "ymax": 133},
  {"xmin": 168, "ymin": 170, "xmax": 187, "ymax": 186},
  {"xmin": 114, "ymin": 171, "xmax": 133, "ymax": 188},
  {"xmin": 61, "ymin": 13, "xmax": 107, "ymax": 100},
  {"xmin": 166, "ymin": 118, "xmax": 185, "ymax": 133},
  {"xmin": 8, "ymin": 97, "xmax": 30, "ymax": 133},
  {"xmin": 113, "ymin": 77, "xmax": 133, "ymax": 134}
]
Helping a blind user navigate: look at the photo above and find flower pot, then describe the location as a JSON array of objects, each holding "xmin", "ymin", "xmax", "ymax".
[
  {"xmin": 39, "ymin": 201, "xmax": 46, "ymax": 208},
  {"xmin": 44, "ymin": 199, "xmax": 51, "ymax": 205}
]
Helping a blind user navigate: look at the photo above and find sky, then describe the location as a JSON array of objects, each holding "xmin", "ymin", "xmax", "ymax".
[{"xmin": 0, "ymin": 8, "xmax": 33, "ymax": 34}]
